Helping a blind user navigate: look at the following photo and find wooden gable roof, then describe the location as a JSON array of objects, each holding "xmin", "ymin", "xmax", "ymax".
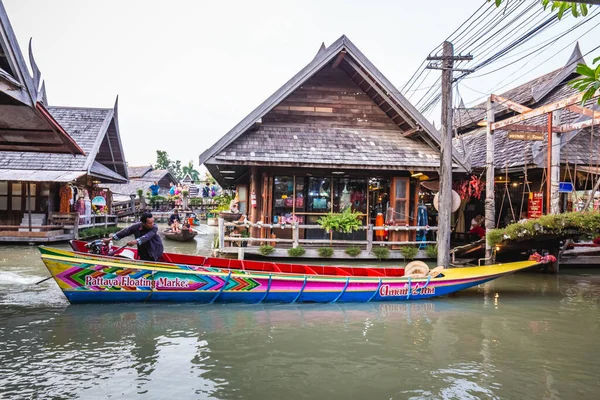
[
  {"xmin": 453, "ymin": 45, "xmax": 599, "ymax": 171},
  {"xmin": 454, "ymin": 44, "xmax": 585, "ymax": 133},
  {"xmin": 200, "ymin": 35, "xmax": 467, "ymax": 179},
  {"xmin": 0, "ymin": 99, "xmax": 128, "ymax": 183},
  {"xmin": 0, "ymin": 0, "xmax": 83, "ymax": 154}
]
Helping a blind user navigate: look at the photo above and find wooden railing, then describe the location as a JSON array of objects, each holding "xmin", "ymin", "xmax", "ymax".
[{"xmin": 217, "ymin": 218, "xmax": 437, "ymax": 251}]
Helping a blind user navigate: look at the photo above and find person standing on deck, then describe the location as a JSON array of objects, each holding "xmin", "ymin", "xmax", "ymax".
[
  {"xmin": 104, "ymin": 212, "xmax": 164, "ymax": 261},
  {"xmin": 149, "ymin": 181, "xmax": 160, "ymax": 196}
]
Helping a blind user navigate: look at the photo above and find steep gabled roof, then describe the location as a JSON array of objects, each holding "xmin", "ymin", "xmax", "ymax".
[
  {"xmin": 0, "ymin": 0, "xmax": 83, "ymax": 154},
  {"xmin": 455, "ymin": 44, "xmax": 585, "ymax": 132},
  {"xmin": 128, "ymin": 165, "xmax": 153, "ymax": 179},
  {"xmin": 200, "ymin": 35, "xmax": 467, "ymax": 171},
  {"xmin": 0, "ymin": 102, "xmax": 127, "ymax": 183}
]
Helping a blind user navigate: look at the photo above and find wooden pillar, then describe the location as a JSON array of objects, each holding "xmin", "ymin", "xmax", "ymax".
[
  {"xmin": 546, "ymin": 112, "xmax": 553, "ymax": 214},
  {"xmin": 437, "ymin": 41, "xmax": 454, "ymax": 268},
  {"xmin": 366, "ymin": 224, "xmax": 374, "ymax": 253},
  {"xmin": 249, "ymin": 167, "xmax": 260, "ymax": 239},
  {"xmin": 218, "ymin": 218, "xmax": 225, "ymax": 250},
  {"xmin": 550, "ymin": 110, "xmax": 562, "ymax": 214},
  {"xmin": 485, "ymin": 97, "xmax": 495, "ymax": 264},
  {"xmin": 27, "ymin": 182, "xmax": 32, "ymax": 232}
]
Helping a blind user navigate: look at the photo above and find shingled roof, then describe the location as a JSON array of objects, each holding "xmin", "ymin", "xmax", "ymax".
[
  {"xmin": 454, "ymin": 44, "xmax": 585, "ymax": 133},
  {"xmin": 0, "ymin": 103, "xmax": 128, "ymax": 183},
  {"xmin": 200, "ymin": 35, "xmax": 468, "ymax": 182},
  {"xmin": 128, "ymin": 165, "xmax": 153, "ymax": 179},
  {"xmin": 454, "ymin": 47, "xmax": 600, "ymax": 171},
  {"xmin": 0, "ymin": 0, "xmax": 83, "ymax": 154},
  {"xmin": 104, "ymin": 166, "xmax": 178, "ymax": 194}
]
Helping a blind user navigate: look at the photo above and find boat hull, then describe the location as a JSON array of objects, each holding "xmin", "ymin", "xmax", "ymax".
[
  {"xmin": 162, "ymin": 229, "xmax": 198, "ymax": 242},
  {"xmin": 40, "ymin": 251, "xmax": 537, "ymax": 304}
]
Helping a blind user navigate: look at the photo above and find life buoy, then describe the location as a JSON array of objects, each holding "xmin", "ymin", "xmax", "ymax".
[
  {"xmin": 404, "ymin": 261, "xmax": 430, "ymax": 277},
  {"xmin": 428, "ymin": 266, "xmax": 445, "ymax": 278}
]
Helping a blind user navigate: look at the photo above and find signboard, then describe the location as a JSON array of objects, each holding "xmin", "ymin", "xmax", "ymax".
[
  {"xmin": 92, "ymin": 196, "xmax": 106, "ymax": 206},
  {"xmin": 528, "ymin": 192, "xmax": 543, "ymax": 219},
  {"xmin": 507, "ymin": 131, "xmax": 544, "ymax": 141},
  {"xmin": 558, "ymin": 182, "xmax": 573, "ymax": 193}
]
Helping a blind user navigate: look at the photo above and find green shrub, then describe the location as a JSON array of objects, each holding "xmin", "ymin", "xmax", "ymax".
[
  {"xmin": 288, "ymin": 246, "xmax": 306, "ymax": 257},
  {"xmin": 317, "ymin": 208, "xmax": 363, "ymax": 233},
  {"xmin": 486, "ymin": 211, "xmax": 600, "ymax": 247},
  {"xmin": 425, "ymin": 245, "xmax": 438, "ymax": 259},
  {"xmin": 345, "ymin": 246, "xmax": 362, "ymax": 257},
  {"xmin": 137, "ymin": 189, "xmax": 144, "ymax": 198},
  {"xmin": 258, "ymin": 245, "xmax": 275, "ymax": 256},
  {"xmin": 317, "ymin": 247, "xmax": 334, "ymax": 258},
  {"xmin": 400, "ymin": 246, "xmax": 418, "ymax": 260},
  {"xmin": 372, "ymin": 246, "xmax": 390, "ymax": 260}
]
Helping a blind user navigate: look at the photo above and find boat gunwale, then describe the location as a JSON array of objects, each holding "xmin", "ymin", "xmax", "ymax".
[{"xmin": 40, "ymin": 251, "xmax": 539, "ymax": 284}]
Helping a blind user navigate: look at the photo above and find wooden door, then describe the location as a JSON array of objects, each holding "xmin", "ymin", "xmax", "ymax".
[{"xmin": 390, "ymin": 177, "xmax": 410, "ymax": 245}]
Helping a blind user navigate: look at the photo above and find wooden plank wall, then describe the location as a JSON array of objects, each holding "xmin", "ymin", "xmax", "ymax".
[{"xmin": 262, "ymin": 67, "xmax": 400, "ymax": 130}]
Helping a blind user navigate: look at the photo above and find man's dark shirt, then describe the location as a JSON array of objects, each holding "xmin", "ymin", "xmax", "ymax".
[{"xmin": 113, "ymin": 222, "xmax": 164, "ymax": 261}]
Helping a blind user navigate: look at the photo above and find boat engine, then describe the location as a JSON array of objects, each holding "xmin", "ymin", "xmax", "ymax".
[{"xmin": 85, "ymin": 239, "xmax": 110, "ymax": 255}]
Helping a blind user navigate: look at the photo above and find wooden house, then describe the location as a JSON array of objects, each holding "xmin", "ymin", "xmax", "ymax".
[
  {"xmin": 0, "ymin": 1, "xmax": 83, "ymax": 155},
  {"xmin": 200, "ymin": 35, "xmax": 467, "ymax": 248},
  {"xmin": 105, "ymin": 166, "xmax": 178, "ymax": 201},
  {"xmin": 454, "ymin": 44, "xmax": 600, "ymax": 229},
  {"xmin": 0, "ymin": 2, "xmax": 128, "ymax": 241}
]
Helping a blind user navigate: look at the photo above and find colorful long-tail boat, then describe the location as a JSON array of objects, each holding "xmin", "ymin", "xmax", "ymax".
[{"xmin": 38, "ymin": 243, "xmax": 539, "ymax": 304}]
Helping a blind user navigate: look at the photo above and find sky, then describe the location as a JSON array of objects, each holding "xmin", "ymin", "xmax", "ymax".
[{"xmin": 4, "ymin": 0, "xmax": 599, "ymax": 169}]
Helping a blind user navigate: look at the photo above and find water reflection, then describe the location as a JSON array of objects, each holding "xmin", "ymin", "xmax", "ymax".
[{"xmin": 1, "ymin": 292, "xmax": 599, "ymax": 399}]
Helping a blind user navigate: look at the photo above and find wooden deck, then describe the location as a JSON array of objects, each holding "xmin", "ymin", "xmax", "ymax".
[{"xmin": 0, "ymin": 212, "xmax": 118, "ymax": 243}]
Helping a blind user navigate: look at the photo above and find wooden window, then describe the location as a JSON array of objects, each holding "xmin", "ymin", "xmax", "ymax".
[
  {"xmin": 236, "ymin": 185, "xmax": 248, "ymax": 215},
  {"xmin": 391, "ymin": 177, "xmax": 409, "ymax": 224},
  {"xmin": 0, "ymin": 181, "xmax": 7, "ymax": 211},
  {"xmin": 26, "ymin": 183, "xmax": 36, "ymax": 211},
  {"xmin": 11, "ymin": 182, "xmax": 22, "ymax": 211}
]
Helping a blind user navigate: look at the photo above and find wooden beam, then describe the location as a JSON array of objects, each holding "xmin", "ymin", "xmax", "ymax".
[
  {"xmin": 105, "ymin": 132, "xmax": 118, "ymax": 173},
  {"xmin": 492, "ymin": 90, "xmax": 599, "ymax": 130},
  {"xmin": 503, "ymin": 124, "xmax": 561, "ymax": 133},
  {"xmin": 401, "ymin": 127, "xmax": 420, "ymax": 137},
  {"xmin": 344, "ymin": 57, "xmax": 418, "ymax": 129},
  {"xmin": 490, "ymin": 94, "xmax": 532, "ymax": 113},
  {"xmin": 567, "ymin": 105, "xmax": 600, "ymax": 119},
  {"xmin": 559, "ymin": 116, "xmax": 600, "ymax": 133},
  {"xmin": 331, "ymin": 51, "xmax": 346, "ymax": 69}
]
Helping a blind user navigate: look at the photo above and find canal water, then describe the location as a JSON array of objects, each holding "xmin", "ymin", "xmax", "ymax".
[{"xmin": 1, "ymin": 226, "xmax": 599, "ymax": 399}]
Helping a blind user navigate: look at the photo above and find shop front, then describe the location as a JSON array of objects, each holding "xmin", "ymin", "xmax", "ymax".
[{"xmin": 249, "ymin": 170, "xmax": 436, "ymax": 245}]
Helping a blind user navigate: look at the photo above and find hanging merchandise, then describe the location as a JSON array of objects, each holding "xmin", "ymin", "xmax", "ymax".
[
  {"xmin": 375, "ymin": 212, "xmax": 385, "ymax": 241},
  {"xmin": 340, "ymin": 182, "xmax": 351, "ymax": 211},
  {"xmin": 456, "ymin": 175, "xmax": 484, "ymax": 200}
]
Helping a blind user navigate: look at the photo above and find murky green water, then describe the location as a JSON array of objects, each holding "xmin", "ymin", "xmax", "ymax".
[{"xmin": 1, "ymin": 226, "xmax": 599, "ymax": 399}]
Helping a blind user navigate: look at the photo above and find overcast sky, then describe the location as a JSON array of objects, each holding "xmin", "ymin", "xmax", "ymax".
[{"xmin": 4, "ymin": 0, "xmax": 599, "ymax": 169}]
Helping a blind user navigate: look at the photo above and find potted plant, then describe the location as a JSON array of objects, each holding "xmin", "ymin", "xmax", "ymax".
[{"xmin": 317, "ymin": 208, "xmax": 363, "ymax": 234}]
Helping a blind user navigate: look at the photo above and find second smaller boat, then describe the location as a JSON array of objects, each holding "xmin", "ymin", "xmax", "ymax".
[{"xmin": 162, "ymin": 228, "xmax": 198, "ymax": 242}]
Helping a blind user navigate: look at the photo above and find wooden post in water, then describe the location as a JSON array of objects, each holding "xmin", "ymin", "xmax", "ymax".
[
  {"xmin": 551, "ymin": 110, "xmax": 562, "ymax": 214},
  {"xmin": 27, "ymin": 182, "xmax": 32, "ymax": 232},
  {"xmin": 366, "ymin": 225, "xmax": 373, "ymax": 253},
  {"xmin": 218, "ymin": 218, "xmax": 225, "ymax": 250},
  {"xmin": 437, "ymin": 41, "xmax": 454, "ymax": 268},
  {"xmin": 485, "ymin": 97, "xmax": 495, "ymax": 264},
  {"xmin": 546, "ymin": 112, "xmax": 553, "ymax": 215}
]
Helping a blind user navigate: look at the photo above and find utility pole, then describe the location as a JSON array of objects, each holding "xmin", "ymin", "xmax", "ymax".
[
  {"xmin": 485, "ymin": 97, "xmax": 495, "ymax": 263},
  {"xmin": 427, "ymin": 42, "xmax": 473, "ymax": 267}
]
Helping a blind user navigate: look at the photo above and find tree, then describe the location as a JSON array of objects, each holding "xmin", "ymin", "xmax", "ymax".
[
  {"xmin": 491, "ymin": 1, "xmax": 589, "ymax": 19},
  {"xmin": 182, "ymin": 161, "xmax": 200, "ymax": 181},
  {"xmin": 154, "ymin": 150, "xmax": 184, "ymax": 179},
  {"xmin": 155, "ymin": 150, "xmax": 171, "ymax": 170}
]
